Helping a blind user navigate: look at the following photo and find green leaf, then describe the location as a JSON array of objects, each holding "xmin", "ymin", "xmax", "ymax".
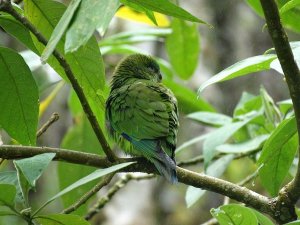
[
  {"xmin": 0, "ymin": 171, "xmax": 23, "ymax": 203},
  {"xmin": 211, "ymin": 204, "xmax": 258, "ymax": 225},
  {"xmin": 0, "ymin": 210, "xmax": 18, "ymax": 217},
  {"xmin": 251, "ymin": 209, "xmax": 274, "ymax": 225},
  {"xmin": 36, "ymin": 214, "xmax": 91, "ymax": 225},
  {"xmin": 65, "ymin": 0, "xmax": 120, "ymax": 52},
  {"xmin": 24, "ymin": 0, "xmax": 107, "ymax": 128},
  {"xmin": 163, "ymin": 79, "xmax": 215, "ymax": 114},
  {"xmin": 99, "ymin": 28, "xmax": 172, "ymax": 46},
  {"xmin": 216, "ymin": 134, "xmax": 269, "ymax": 154},
  {"xmin": 14, "ymin": 153, "xmax": 56, "ymax": 188},
  {"xmin": 35, "ymin": 162, "xmax": 134, "ymax": 215},
  {"xmin": 0, "ymin": 14, "xmax": 38, "ymax": 53},
  {"xmin": 186, "ymin": 155, "xmax": 234, "ymax": 208},
  {"xmin": 258, "ymin": 117, "xmax": 298, "ymax": 196},
  {"xmin": 166, "ymin": 19, "xmax": 200, "ymax": 79},
  {"xmin": 187, "ymin": 112, "xmax": 232, "ymax": 126},
  {"xmin": 260, "ymin": 87, "xmax": 281, "ymax": 126},
  {"xmin": 203, "ymin": 113, "xmax": 259, "ymax": 168},
  {"xmin": 120, "ymin": 0, "xmax": 208, "ymax": 24},
  {"xmin": 277, "ymin": 99, "xmax": 293, "ymax": 116},
  {"xmin": 271, "ymin": 47, "xmax": 300, "ymax": 74},
  {"xmin": 246, "ymin": 0, "xmax": 300, "ymax": 33},
  {"xmin": 41, "ymin": 0, "xmax": 82, "ymax": 62},
  {"xmin": 199, "ymin": 54, "xmax": 276, "ymax": 92},
  {"xmin": 58, "ymin": 104, "xmax": 104, "ymax": 214},
  {"xmin": 0, "ymin": 47, "xmax": 39, "ymax": 145},
  {"xmin": 118, "ymin": 1, "xmax": 158, "ymax": 26},
  {"xmin": 13, "ymin": 153, "xmax": 56, "ymax": 205},
  {"xmin": 234, "ymin": 93, "xmax": 262, "ymax": 118},
  {"xmin": 0, "ymin": 184, "xmax": 16, "ymax": 207},
  {"xmin": 175, "ymin": 133, "xmax": 209, "ymax": 154},
  {"xmin": 280, "ymin": 0, "xmax": 300, "ymax": 14}
]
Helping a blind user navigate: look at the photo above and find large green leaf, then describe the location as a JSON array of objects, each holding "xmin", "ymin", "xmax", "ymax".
[
  {"xmin": 65, "ymin": 0, "xmax": 120, "ymax": 52},
  {"xmin": 14, "ymin": 153, "xmax": 56, "ymax": 188},
  {"xmin": 251, "ymin": 209, "xmax": 274, "ymax": 225},
  {"xmin": 58, "ymin": 96, "xmax": 104, "ymax": 215},
  {"xmin": 36, "ymin": 214, "xmax": 90, "ymax": 225},
  {"xmin": 258, "ymin": 117, "xmax": 298, "ymax": 196},
  {"xmin": 0, "ymin": 47, "xmax": 38, "ymax": 145},
  {"xmin": 163, "ymin": 79, "xmax": 215, "ymax": 114},
  {"xmin": 24, "ymin": 0, "xmax": 107, "ymax": 128},
  {"xmin": 121, "ymin": 0, "xmax": 207, "ymax": 24},
  {"xmin": 185, "ymin": 155, "xmax": 234, "ymax": 208},
  {"xmin": 246, "ymin": 0, "xmax": 300, "ymax": 33},
  {"xmin": 0, "ymin": 184, "xmax": 16, "ymax": 208},
  {"xmin": 280, "ymin": 0, "xmax": 300, "ymax": 14},
  {"xmin": 0, "ymin": 14, "xmax": 38, "ymax": 53},
  {"xmin": 41, "ymin": 0, "xmax": 82, "ymax": 61},
  {"xmin": 13, "ymin": 153, "xmax": 56, "ymax": 205},
  {"xmin": 211, "ymin": 204, "xmax": 258, "ymax": 225},
  {"xmin": 203, "ymin": 113, "xmax": 258, "ymax": 168},
  {"xmin": 187, "ymin": 112, "xmax": 232, "ymax": 126},
  {"xmin": 0, "ymin": 171, "xmax": 23, "ymax": 203},
  {"xmin": 216, "ymin": 134, "xmax": 269, "ymax": 154},
  {"xmin": 199, "ymin": 54, "xmax": 276, "ymax": 92},
  {"xmin": 99, "ymin": 28, "xmax": 172, "ymax": 46},
  {"xmin": 175, "ymin": 133, "xmax": 209, "ymax": 154},
  {"xmin": 166, "ymin": 19, "xmax": 200, "ymax": 79},
  {"xmin": 35, "ymin": 162, "xmax": 134, "ymax": 215}
]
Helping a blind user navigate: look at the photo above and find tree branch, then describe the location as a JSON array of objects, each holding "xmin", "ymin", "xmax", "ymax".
[
  {"xmin": 259, "ymin": 0, "xmax": 300, "ymax": 222},
  {"xmin": 85, "ymin": 173, "xmax": 155, "ymax": 220},
  {"xmin": 0, "ymin": 145, "xmax": 275, "ymax": 220},
  {"xmin": 0, "ymin": 0, "xmax": 116, "ymax": 162},
  {"xmin": 36, "ymin": 113, "xmax": 59, "ymax": 138},
  {"xmin": 62, "ymin": 174, "xmax": 115, "ymax": 214}
]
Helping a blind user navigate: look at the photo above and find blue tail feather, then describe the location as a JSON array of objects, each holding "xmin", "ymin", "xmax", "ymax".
[{"xmin": 122, "ymin": 133, "xmax": 177, "ymax": 183}]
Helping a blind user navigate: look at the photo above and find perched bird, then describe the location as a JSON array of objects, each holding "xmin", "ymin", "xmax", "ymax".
[{"xmin": 105, "ymin": 54, "xmax": 179, "ymax": 183}]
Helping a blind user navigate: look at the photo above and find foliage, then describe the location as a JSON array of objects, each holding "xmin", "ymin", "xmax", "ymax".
[{"xmin": 0, "ymin": 0, "xmax": 300, "ymax": 224}]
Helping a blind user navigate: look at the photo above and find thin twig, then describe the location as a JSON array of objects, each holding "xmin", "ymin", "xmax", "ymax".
[
  {"xmin": 62, "ymin": 174, "xmax": 115, "ymax": 214},
  {"xmin": 237, "ymin": 170, "xmax": 258, "ymax": 186},
  {"xmin": 0, "ymin": 0, "xmax": 116, "ymax": 162},
  {"xmin": 177, "ymin": 149, "xmax": 260, "ymax": 167},
  {"xmin": 85, "ymin": 173, "xmax": 155, "ymax": 220},
  {"xmin": 36, "ymin": 113, "xmax": 59, "ymax": 138}
]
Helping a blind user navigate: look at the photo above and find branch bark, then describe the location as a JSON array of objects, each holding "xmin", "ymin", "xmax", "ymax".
[
  {"xmin": 0, "ymin": 0, "xmax": 116, "ymax": 162},
  {"xmin": 260, "ymin": 0, "xmax": 300, "ymax": 222},
  {"xmin": 0, "ymin": 145, "xmax": 275, "ymax": 220},
  {"xmin": 260, "ymin": 0, "xmax": 300, "ymax": 213}
]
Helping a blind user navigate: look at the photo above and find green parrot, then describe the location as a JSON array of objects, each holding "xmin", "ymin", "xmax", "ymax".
[{"xmin": 105, "ymin": 54, "xmax": 179, "ymax": 183}]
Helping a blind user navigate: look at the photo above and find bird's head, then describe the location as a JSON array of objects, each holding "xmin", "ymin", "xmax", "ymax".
[{"xmin": 113, "ymin": 54, "xmax": 162, "ymax": 83}]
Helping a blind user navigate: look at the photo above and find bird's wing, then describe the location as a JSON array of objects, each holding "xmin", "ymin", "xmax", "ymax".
[{"xmin": 107, "ymin": 81, "xmax": 175, "ymax": 140}]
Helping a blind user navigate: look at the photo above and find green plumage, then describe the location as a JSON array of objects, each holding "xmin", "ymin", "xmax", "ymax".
[{"xmin": 105, "ymin": 54, "xmax": 179, "ymax": 183}]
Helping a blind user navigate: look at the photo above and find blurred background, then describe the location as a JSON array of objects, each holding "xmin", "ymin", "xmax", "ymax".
[{"xmin": 0, "ymin": 0, "xmax": 297, "ymax": 224}]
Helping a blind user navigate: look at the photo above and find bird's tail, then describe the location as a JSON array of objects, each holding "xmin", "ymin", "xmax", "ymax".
[
  {"xmin": 130, "ymin": 138, "xmax": 177, "ymax": 183},
  {"xmin": 149, "ymin": 150, "xmax": 178, "ymax": 184}
]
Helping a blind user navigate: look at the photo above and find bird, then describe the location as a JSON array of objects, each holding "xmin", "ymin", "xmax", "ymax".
[{"xmin": 105, "ymin": 54, "xmax": 179, "ymax": 183}]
